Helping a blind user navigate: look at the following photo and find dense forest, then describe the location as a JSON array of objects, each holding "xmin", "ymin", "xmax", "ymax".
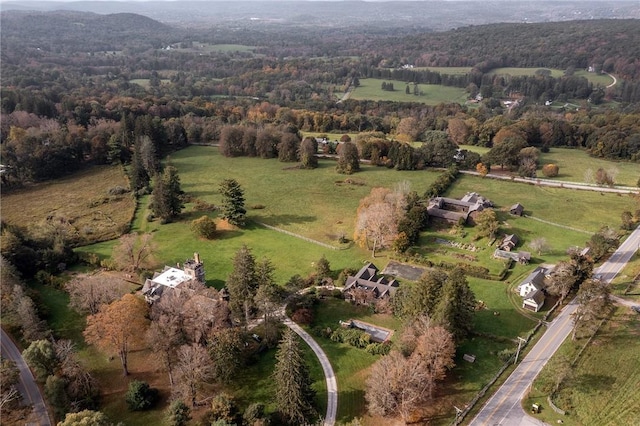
[{"xmin": 1, "ymin": 11, "xmax": 640, "ymax": 189}]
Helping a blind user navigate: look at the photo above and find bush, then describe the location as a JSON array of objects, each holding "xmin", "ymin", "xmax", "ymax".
[
  {"xmin": 125, "ymin": 380, "xmax": 158, "ymax": 411},
  {"xmin": 497, "ymin": 348, "xmax": 516, "ymax": 362},
  {"xmin": 243, "ymin": 402, "xmax": 267, "ymax": 426},
  {"xmin": 107, "ymin": 186, "xmax": 129, "ymax": 196},
  {"xmin": 542, "ymin": 163, "xmax": 559, "ymax": 177},
  {"xmin": 193, "ymin": 198, "xmax": 217, "ymax": 212},
  {"xmin": 365, "ymin": 342, "xmax": 391, "ymax": 355},
  {"xmin": 191, "ymin": 215, "xmax": 216, "ymax": 239},
  {"xmin": 291, "ymin": 308, "xmax": 314, "ymax": 325},
  {"xmin": 166, "ymin": 400, "xmax": 191, "ymax": 426}
]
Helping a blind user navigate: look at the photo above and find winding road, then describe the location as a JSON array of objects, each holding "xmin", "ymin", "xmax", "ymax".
[
  {"xmin": 1, "ymin": 328, "xmax": 52, "ymax": 426},
  {"xmin": 469, "ymin": 225, "xmax": 640, "ymax": 426}
]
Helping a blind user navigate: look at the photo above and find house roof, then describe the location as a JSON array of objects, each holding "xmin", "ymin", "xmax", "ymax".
[
  {"xmin": 523, "ymin": 289, "xmax": 545, "ymax": 306},
  {"xmin": 344, "ymin": 263, "xmax": 399, "ymax": 298},
  {"xmin": 510, "ymin": 203, "xmax": 524, "ymax": 213},
  {"xmin": 519, "ymin": 266, "xmax": 548, "ymax": 291},
  {"xmin": 503, "ymin": 234, "xmax": 519, "ymax": 246},
  {"xmin": 150, "ymin": 266, "xmax": 193, "ymax": 288}
]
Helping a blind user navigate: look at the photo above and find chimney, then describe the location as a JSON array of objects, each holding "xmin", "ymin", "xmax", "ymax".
[{"xmin": 194, "ymin": 252, "xmax": 200, "ymax": 264}]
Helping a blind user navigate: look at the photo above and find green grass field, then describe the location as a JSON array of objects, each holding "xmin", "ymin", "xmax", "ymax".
[
  {"xmin": 350, "ymin": 78, "xmax": 468, "ymax": 105},
  {"xmin": 487, "ymin": 68, "xmax": 614, "ymax": 86},
  {"xmin": 412, "ymin": 66, "xmax": 474, "ymax": 75},
  {"xmin": 447, "ymin": 174, "xmax": 637, "ymax": 236},
  {"xmin": 538, "ymin": 147, "xmax": 639, "ymax": 187},
  {"xmin": 526, "ymin": 307, "xmax": 640, "ymax": 425}
]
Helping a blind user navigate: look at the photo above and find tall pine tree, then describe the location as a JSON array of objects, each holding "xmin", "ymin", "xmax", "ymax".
[
  {"xmin": 433, "ymin": 268, "xmax": 476, "ymax": 341},
  {"xmin": 150, "ymin": 165, "xmax": 184, "ymax": 223},
  {"xmin": 273, "ymin": 328, "xmax": 316, "ymax": 425},
  {"xmin": 219, "ymin": 179, "xmax": 247, "ymax": 227},
  {"xmin": 226, "ymin": 245, "xmax": 257, "ymax": 324}
]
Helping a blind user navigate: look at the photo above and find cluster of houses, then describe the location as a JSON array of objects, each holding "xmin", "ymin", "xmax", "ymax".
[{"xmin": 426, "ymin": 192, "xmax": 493, "ymax": 225}]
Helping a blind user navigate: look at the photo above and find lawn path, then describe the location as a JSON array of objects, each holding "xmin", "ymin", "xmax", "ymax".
[
  {"xmin": 523, "ymin": 215, "xmax": 592, "ymax": 235},
  {"xmin": 256, "ymin": 222, "xmax": 339, "ymax": 250}
]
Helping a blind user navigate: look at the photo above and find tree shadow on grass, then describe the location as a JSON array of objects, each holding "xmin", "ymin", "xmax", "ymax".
[
  {"xmin": 260, "ymin": 214, "xmax": 317, "ymax": 227},
  {"xmin": 573, "ymin": 373, "xmax": 616, "ymax": 393},
  {"xmin": 336, "ymin": 388, "xmax": 366, "ymax": 424}
]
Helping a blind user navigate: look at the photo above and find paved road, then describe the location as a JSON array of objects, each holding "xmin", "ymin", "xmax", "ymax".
[
  {"xmin": 469, "ymin": 226, "xmax": 640, "ymax": 426},
  {"xmin": 283, "ymin": 318, "xmax": 338, "ymax": 426},
  {"xmin": 1, "ymin": 329, "xmax": 52, "ymax": 426}
]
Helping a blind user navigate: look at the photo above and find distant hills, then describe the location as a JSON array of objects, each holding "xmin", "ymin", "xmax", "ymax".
[{"xmin": 2, "ymin": 1, "xmax": 639, "ymax": 30}]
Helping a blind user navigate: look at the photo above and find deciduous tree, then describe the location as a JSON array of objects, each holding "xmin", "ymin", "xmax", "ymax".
[
  {"xmin": 475, "ymin": 209, "xmax": 499, "ymax": 239},
  {"xmin": 299, "ymin": 137, "xmax": 318, "ymax": 169},
  {"xmin": 572, "ymin": 278, "xmax": 612, "ymax": 340},
  {"xmin": 173, "ymin": 344, "xmax": 213, "ymax": 408},
  {"xmin": 528, "ymin": 237, "xmax": 551, "ymax": 256},
  {"xmin": 336, "ymin": 141, "xmax": 360, "ymax": 174},
  {"xmin": 65, "ymin": 274, "xmax": 130, "ymax": 315},
  {"xmin": 84, "ymin": 294, "xmax": 149, "ymax": 376},
  {"xmin": 113, "ymin": 233, "xmax": 154, "ymax": 272}
]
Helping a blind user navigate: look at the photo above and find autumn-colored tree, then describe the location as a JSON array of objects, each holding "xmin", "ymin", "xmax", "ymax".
[
  {"xmin": 191, "ymin": 215, "xmax": 216, "ymax": 239},
  {"xmin": 354, "ymin": 187, "xmax": 406, "ymax": 257},
  {"xmin": 542, "ymin": 163, "xmax": 559, "ymax": 177},
  {"xmin": 447, "ymin": 118, "xmax": 469, "ymax": 145},
  {"xmin": 299, "ymin": 137, "xmax": 318, "ymax": 169},
  {"xmin": 84, "ymin": 294, "xmax": 149, "ymax": 376},
  {"xmin": 65, "ymin": 274, "xmax": 130, "ymax": 315},
  {"xmin": 476, "ymin": 162, "xmax": 488, "ymax": 177},
  {"xmin": 57, "ymin": 410, "xmax": 114, "ymax": 426},
  {"xmin": 147, "ymin": 314, "xmax": 183, "ymax": 387}
]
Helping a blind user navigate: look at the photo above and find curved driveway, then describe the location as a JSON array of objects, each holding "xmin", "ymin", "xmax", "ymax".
[
  {"xmin": 283, "ymin": 318, "xmax": 338, "ymax": 426},
  {"xmin": 1, "ymin": 329, "xmax": 51, "ymax": 426},
  {"xmin": 469, "ymin": 225, "xmax": 640, "ymax": 426}
]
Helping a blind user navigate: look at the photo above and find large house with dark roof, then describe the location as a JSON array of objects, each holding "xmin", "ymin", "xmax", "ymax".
[{"xmin": 343, "ymin": 262, "xmax": 399, "ymax": 304}]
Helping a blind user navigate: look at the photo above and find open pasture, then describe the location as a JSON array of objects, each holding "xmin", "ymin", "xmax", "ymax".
[
  {"xmin": 1, "ymin": 165, "xmax": 135, "ymax": 245},
  {"xmin": 350, "ymin": 78, "xmax": 468, "ymax": 105},
  {"xmin": 487, "ymin": 67, "xmax": 614, "ymax": 86}
]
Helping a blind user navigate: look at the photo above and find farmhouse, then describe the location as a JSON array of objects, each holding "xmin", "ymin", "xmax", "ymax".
[
  {"xmin": 499, "ymin": 234, "xmax": 520, "ymax": 251},
  {"xmin": 141, "ymin": 253, "xmax": 205, "ymax": 304},
  {"xmin": 510, "ymin": 203, "xmax": 524, "ymax": 216},
  {"xmin": 426, "ymin": 192, "xmax": 493, "ymax": 225},
  {"xmin": 343, "ymin": 262, "xmax": 399, "ymax": 304},
  {"xmin": 516, "ymin": 266, "xmax": 552, "ymax": 312}
]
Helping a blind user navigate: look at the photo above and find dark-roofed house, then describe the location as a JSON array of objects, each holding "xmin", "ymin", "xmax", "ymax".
[
  {"xmin": 426, "ymin": 192, "xmax": 492, "ymax": 225},
  {"xmin": 141, "ymin": 253, "xmax": 205, "ymax": 304},
  {"xmin": 493, "ymin": 249, "xmax": 531, "ymax": 264},
  {"xmin": 510, "ymin": 203, "xmax": 524, "ymax": 216},
  {"xmin": 343, "ymin": 262, "xmax": 399, "ymax": 305},
  {"xmin": 516, "ymin": 266, "xmax": 552, "ymax": 312},
  {"xmin": 499, "ymin": 234, "xmax": 520, "ymax": 251}
]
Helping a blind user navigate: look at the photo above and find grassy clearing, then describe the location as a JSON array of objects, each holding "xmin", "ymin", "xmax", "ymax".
[
  {"xmin": 447, "ymin": 174, "xmax": 637, "ymax": 235},
  {"xmin": 129, "ymin": 78, "xmax": 171, "ymax": 88},
  {"xmin": 526, "ymin": 307, "xmax": 640, "ymax": 425},
  {"xmin": 351, "ymin": 78, "xmax": 468, "ymax": 105},
  {"xmin": 610, "ymin": 251, "xmax": 640, "ymax": 301},
  {"xmin": 487, "ymin": 68, "xmax": 614, "ymax": 86},
  {"xmin": 413, "ymin": 66, "xmax": 473, "ymax": 75},
  {"xmin": 1, "ymin": 165, "xmax": 135, "ymax": 245},
  {"xmin": 538, "ymin": 147, "xmax": 639, "ymax": 187}
]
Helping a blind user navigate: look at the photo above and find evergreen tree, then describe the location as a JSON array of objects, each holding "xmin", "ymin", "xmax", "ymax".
[
  {"xmin": 226, "ymin": 245, "xmax": 257, "ymax": 324},
  {"xmin": 432, "ymin": 268, "xmax": 476, "ymax": 341},
  {"xmin": 273, "ymin": 329, "xmax": 316, "ymax": 425},
  {"xmin": 166, "ymin": 400, "xmax": 191, "ymax": 426},
  {"xmin": 219, "ymin": 179, "xmax": 247, "ymax": 227},
  {"xmin": 150, "ymin": 165, "xmax": 184, "ymax": 222},
  {"xmin": 336, "ymin": 142, "xmax": 360, "ymax": 174},
  {"xmin": 129, "ymin": 146, "xmax": 150, "ymax": 193}
]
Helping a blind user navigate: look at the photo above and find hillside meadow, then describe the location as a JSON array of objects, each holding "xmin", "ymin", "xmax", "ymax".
[{"xmin": 350, "ymin": 78, "xmax": 468, "ymax": 104}]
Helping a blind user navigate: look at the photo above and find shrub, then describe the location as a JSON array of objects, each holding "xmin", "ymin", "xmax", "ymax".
[
  {"xmin": 107, "ymin": 186, "xmax": 129, "ymax": 196},
  {"xmin": 125, "ymin": 380, "xmax": 158, "ymax": 411},
  {"xmin": 166, "ymin": 400, "xmax": 190, "ymax": 426},
  {"xmin": 209, "ymin": 393, "xmax": 238, "ymax": 424},
  {"xmin": 243, "ymin": 402, "xmax": 266, "ymax": 426},
  {"xmin": 542, "ymin": 163, "xmax": 559, "ymax": 177},
  {"xmin": 497, "ymin": 348, "xmax": 516, "ymax": 362},
  {"xmin": 191, "ymin": 215, "xmax": 216, "ymax": 239},
  {"xmin": 365, "ymin": 342, "xmax": 391, "ymax": 355},
  {"xmin": 291, "ymin": 308, "xmax": 314, "ymax": 325},
  {"xmin": 193, "ymin": 198, "xmax": 217, "ymax": 212}
]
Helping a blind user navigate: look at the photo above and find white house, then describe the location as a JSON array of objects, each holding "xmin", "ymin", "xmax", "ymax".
[{"xmin": 516, "ymin": 266, "xmax": 552, "ymax": 312}]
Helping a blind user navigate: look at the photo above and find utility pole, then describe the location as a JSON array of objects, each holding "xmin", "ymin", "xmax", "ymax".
[{"xmin": 514, "ymin": 336, "xmax": 527, "ymax": 364}]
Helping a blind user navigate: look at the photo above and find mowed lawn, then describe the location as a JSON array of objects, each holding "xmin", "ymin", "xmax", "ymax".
[
  {"xmin": 487, "ymin": 67, "xmax": 614, "ymax": 86},
  {"xmin": 447, "ymin": 174, "xmax": 638, "ymax": 235},
  {"xmin": 350, "ymin": 78, "xmax": 468, "ymax": 105},
  {"xmin": 538, "ymin": 147, "xmax": 639, "ymax": 187},
  {"xmin": 527, "ymin": 307, "xmax": 640, "ymax": 426},
  {"xmin": 1, "ymin": 165, "xmax": 136, "ymax": 245}
]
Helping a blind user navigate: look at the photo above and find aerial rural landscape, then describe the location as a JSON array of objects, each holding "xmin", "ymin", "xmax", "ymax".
[{"xmin": 0, "ymin": 1, "xmax": 639, "ymax": 426}]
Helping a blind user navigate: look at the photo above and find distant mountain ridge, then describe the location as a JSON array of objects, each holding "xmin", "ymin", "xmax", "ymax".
[
  {"xmin": 1, "ymin": 10, "xmax": 181, "ymax": 52},
  {"xmin": 2, "ymin": 1, "xmax": 639, "ymax": 30}
]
